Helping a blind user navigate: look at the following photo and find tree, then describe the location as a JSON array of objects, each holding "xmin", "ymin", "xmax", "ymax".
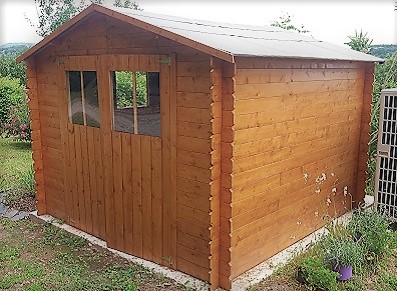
[
  {"xmin": 366, "ymin": 52, "xmax": 397, "ymax": 194},
  {"xmin": 345, "ymin": 30, "xmax": 373, "ymax": 54},
  {"xmin": 114, "ymin": 0, "xmax": 140, "ymax": 10},
  {"xmin": 29, "ymin": 0, "xmax": 140, "ymax": 38},
  {"xmin": 271, "ymin": 12, "xmax": 310, "ymax": 34}
]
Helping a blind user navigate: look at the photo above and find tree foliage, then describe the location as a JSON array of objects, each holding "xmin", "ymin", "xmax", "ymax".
[
  {"xmin": 271, "ymin": 12, "xmax": 310, "ymax": 34},
  {"xmin": 114, "ymin": 0, "xmax": 140, "ymax": 10},
  {"xmin": 0, "ymin": 57, "xmax": 27, "ymax": 85},
  {"xmin": 0, "ymin": 77, "xmax": 27, "ymax": 129},
  {"xmin": 366, "ymin": 53, "xmax": 397, "ymax": 194},
  {"xmin": 32, "ymin": 0, "xmax": 86, "ymax": 37},
  {"xmin": 345, "ymin": 30, "xmax": 373, "ymax": 54},
  {"xmin": 30, "ymin": 0, "xmax": 140, "ymax": 38},
  {"xmin": 344, "ymin": 30, "xmax": 397, "ymax": 195}
]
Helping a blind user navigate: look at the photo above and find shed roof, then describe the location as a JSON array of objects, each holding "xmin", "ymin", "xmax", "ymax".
[{"xmin": 18, "ymin": 4, "xmax": 383, "ymax": 63}]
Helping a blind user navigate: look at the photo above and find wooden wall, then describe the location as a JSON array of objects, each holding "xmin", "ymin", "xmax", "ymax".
[
  {"xmin": 26, "ymin": 9, "xmax": 376, "ymax": 289},
  {"xmin": 175, "ymin": 54, "xmax": 213, "ymax": 281},
  {"xmin": 34, "ymin": 52, "xmax": 67, "ymax": 220},
  {"xmin": 29, "ymin": 12, "xmax": 216, "ymax": 284},
  {"xmin": 229, "ymin": 57, "xmax": 370, "ymax": 279}
]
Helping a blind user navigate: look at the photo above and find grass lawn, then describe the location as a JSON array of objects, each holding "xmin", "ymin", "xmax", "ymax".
[
  {"xmin": 0, "ymin": 138, "xmax": 32, "ymax": 191},
  {"xmin": 0, "ymin": 138, "xmax": 35, "ymax": 210},
  {"xmin": 0, "ymin": 218, "xmax": 194, "ymax": 291}
]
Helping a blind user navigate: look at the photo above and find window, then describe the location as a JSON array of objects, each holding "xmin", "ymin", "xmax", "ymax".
[
  {"xmin": 112, "ymin": 71, "xmax": 160, "ymax": 136},
  {"xmin": 67, "ymin": 71, "xmax": 100, "ymax": 127}
]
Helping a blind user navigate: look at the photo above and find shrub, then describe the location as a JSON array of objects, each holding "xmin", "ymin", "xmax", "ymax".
[
  {"xmin": 0, "ymin": 76, "xmax": 26, "ymax": 130},
  {"xmin": 3, "ymin": 102, "xmax": 31, "ymax": 142},
  {"xmin": 348, "ymin": 209, "xmax": 391, "ymax": 259},
  {"xmin": 323, "ymin": 236, "xmax": 363, "ymax": 269},
  {"xmin": 299, "ymin": 256, "xmax": 339, "ymax": 290},
  {"xmin": 366, "ymin": 52, "xmax": 397, "ymax": 194},
  {"xmin": 0, "ymin": 56, "xmax": 27, "ymax": 85}
]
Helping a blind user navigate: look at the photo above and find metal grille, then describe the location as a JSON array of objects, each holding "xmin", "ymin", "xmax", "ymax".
[{"xmin": 375, "ymin": 89, "xmax": 397, "ymax": 218}]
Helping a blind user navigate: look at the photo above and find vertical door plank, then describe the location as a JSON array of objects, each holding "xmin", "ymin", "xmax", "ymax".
[
  {"xmin": 74, "ymin": 125, "xmax": 86, "ymax": 231},
  {"xmin": 68, "ymin": 124, "xmax": 79, "ymax": 226},
  {"xmin": 112, "ymin": 131, "xmax": 124, "ymax": 250},
  {"xmin": 122, "ymin": 133, "xmax": 133, "ymax": 254},
  {"xmin": 141, "ymin": 136, "xmax": 152, "ymax": 261},
  {"xmin": 169, "ymin": 53, "xmax": 178, "ymax": 268},
  {"xmin": 57, "ymin": 65, "xmax": 72, "ymax": 225},
  {"xmin": 80, "ymin": 126, "xmax": 93, "ymax": 235},
  {"xmin": 131, "ymin": 134, "xmax": 143, "ymax": 256},
  {"xmin": 151, "ymin": 138, "xmax": 162, "ymax": 264},
  {"xmin": 94, "ymin": 129, "xmax": 106, "ymax": 239},
  {"xmin": 87, "ymin": 128, "xmax": 99, "ymax": 237},
  {"xmin": 98, "ymin": 55, "xmax": 115, "ymax": 248},
  {"xmin": 161, "ymin": 58, "xmax": 172, "ymax": 266}
]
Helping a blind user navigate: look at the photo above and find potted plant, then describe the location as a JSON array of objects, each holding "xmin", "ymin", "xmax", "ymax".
[{"xmin": 323, "ymin": 236, "xmax": 363, "ymax": 281}]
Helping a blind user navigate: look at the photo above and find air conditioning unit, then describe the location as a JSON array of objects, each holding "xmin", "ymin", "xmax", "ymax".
[{"xmin": 375, "ymin": 88, "xmax": 397, "ymax": 217}]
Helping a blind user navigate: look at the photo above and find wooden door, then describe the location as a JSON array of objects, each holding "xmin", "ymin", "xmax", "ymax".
[{"xmin": 60, "ymin": 54, "xmax": 176, "ymax": 267}]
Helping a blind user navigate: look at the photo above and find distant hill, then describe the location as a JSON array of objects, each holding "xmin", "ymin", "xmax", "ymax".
[
  {"xmin": 370, "ymin": 44, "xmax": 397, "ymax": 59},
  {"xmin": 0, "ymin": 43, "xmax": 33, "ymax": 57}
]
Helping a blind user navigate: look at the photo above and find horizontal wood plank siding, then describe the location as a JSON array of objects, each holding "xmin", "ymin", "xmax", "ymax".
[
  {"xmin": 229, "ymin": 57, "xmax": 367, "ymax": 279},
  {"xmin": 35, "ymin": 52, "xmax": 66, "ymax": 219},
  {"xmin": 355, "ymin": 63, "xmax": 375, "ymax": 205},
  {"xmin": 176, "ymin": 56, "xmax": 212, "ymax": 282}
]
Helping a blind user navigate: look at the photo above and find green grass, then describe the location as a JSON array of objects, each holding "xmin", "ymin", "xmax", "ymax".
[
  {"xmin": 0, "ymin": 138, "xmax": 34, "ymax": 207},
  {"xmin": 0, "ymin": 218, "xmax": 194, "ymax": 290},
  {"xmin": 0, "ymin": 138, "xmax": 32, "ymax": 191}
]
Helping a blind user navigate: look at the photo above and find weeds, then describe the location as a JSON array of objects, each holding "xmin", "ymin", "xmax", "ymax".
[
  {"xmin": 19, "ymin": 164, "xmax": 35, "ymax": 197},
  {"xmin": 42, "ymin": 223, "xmax": 86, "ymax": 250},
  {"xmin": 0, "ymin": 218, "xmax": 187, "ymax": 290}
]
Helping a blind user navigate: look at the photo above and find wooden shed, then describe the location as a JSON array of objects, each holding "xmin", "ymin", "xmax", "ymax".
[{"xmin": 18, "ymin": 4, "xmax": 381, "ymax": 290}]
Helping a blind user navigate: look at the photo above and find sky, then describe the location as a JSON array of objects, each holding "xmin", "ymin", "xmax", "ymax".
[{"xmin": 0, "ymin": 0, "xmax": 396, "ymax": 47}]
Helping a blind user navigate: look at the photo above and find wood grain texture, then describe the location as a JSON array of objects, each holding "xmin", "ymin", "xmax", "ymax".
[
  {"xmin": 26, "ymin": 58, "xmax": 47, "ymax": 215},
  {"xmin": 355, "ymin": 63, "xmax": 375, "ymax": 205},
  {"xmin": 228, "ymin": 61, "xmax": 368, "ymax": 279}
]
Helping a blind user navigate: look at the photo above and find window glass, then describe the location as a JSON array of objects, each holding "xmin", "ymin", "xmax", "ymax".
[
  {"xmin": 67, "ymin": 71, "xmax": 100, "ymax": 127},
  {"xmin": 113, "ymin": 71, "xmax": 134, "ymax": 133},
  {"xmin": 83, "ymin": 71, "xmax": 100, "ymax": 128},
  {"xmin": 137, "ymin": 72, "xmax": 160, "ymax": 136},
  {"xmin": 68, "ymin": 71, "xmax": 84, "ymax": 125},
  {"xmin": 112, "ymin": 71, "xmax": 160, "ymax": 137}
]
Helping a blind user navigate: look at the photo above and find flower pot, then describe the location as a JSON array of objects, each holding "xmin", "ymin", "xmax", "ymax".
[{"xmin": 333, "ymin": 265, "xmax": 353, "ymax": 281}]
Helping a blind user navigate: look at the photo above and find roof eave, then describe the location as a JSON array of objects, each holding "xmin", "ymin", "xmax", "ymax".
[
  {"xmin": 233, "ymin": 54, "xmax": 384, "ymax": 63},
  {"xmin": 17, "ymin": 4, "xmax": 235, "ymax": 64},
  {"xmin": 93, "ymin": 5, "xmax": 234, "ymax": 63},
  {"xmin": 16, "ymin": 5, "xmax": 96, "ymax": 63}
]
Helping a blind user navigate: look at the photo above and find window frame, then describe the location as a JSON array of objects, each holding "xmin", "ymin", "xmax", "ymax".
[
  {"xmin": 111, "ymin": 70, "xmax": 160, "ymax": 136},
  {"xmin": 66, "ymin": 70, "xmax": 100, "ymax": 128}
]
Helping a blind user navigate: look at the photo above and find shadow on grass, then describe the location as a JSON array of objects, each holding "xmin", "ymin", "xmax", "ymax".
[{"xmin": 6, "ymin": 141, "xmax": 31, "ymax": 151}]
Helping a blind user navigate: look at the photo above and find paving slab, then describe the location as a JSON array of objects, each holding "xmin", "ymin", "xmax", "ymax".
[
  {"xmin": 11, "ymin": 211, "xmax": 29, "ymax": 221},
  {"xmin": 4, "ymin": 209, "xmax": 18, "ymax": 219},
  {"xmin": 0, "ymin": 204, "xmax": 9, "ymax": 215}
]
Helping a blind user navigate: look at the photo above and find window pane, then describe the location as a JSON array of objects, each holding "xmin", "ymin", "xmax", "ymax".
[
  {"xmin": 83, "ymin": 71, "xmax": 100, "ymax": 128},
  {"xmin": 136, "ymin": 72, "xmax": 148, "ymax": 106},
  {"xmin": 68, "ymin": 71, "xmax": 84, "ymax": 125},
  {"xmin": 113, "ymin": 71, "xmax": 134, "ymax": 133},
  {"xmin": 137, "ymin": 72, "xmax": 160, "ymax": 137}
]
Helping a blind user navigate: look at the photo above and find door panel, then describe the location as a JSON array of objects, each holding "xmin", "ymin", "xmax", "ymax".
[{"xmin": 61, "ymin": 54, "xmax": 176, "ymax": 267}]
